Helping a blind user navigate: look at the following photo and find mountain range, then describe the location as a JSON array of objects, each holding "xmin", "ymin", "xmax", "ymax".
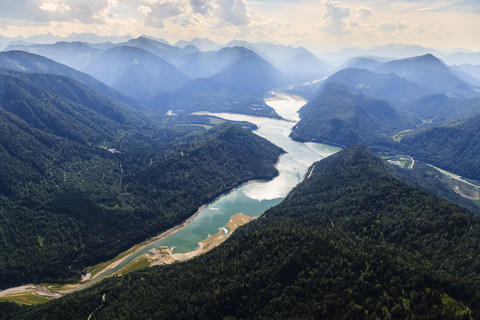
[
  {"xmin": 2, "ymin": 36, "xmax": 480, "ymax": 319},
  {"xmin": 0, "ymin": 50, "xmax": 139, "ymax": 108},
  {"xmin": 5, "ymin": 39, "xmax": 287, "ymax": 116}
]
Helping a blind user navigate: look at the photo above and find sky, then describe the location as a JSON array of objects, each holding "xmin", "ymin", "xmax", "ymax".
[{"xmin": 0, "ymin": 0, "xmax": 479, "ymax": 51}]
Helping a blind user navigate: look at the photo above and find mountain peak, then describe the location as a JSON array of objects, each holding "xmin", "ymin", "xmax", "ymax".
[
  {"xmin": 377, "ymin": 53, "xmax": 474, "ymax": 98},
  {"xmin": 412, "ymin": 53, "xmax": 443, "ymax": 64}
]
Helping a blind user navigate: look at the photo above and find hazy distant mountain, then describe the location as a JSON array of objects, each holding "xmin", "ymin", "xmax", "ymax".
[
  {"xmin": 177, "ymin": 46, "xmax": 248, "ymax": 78},
  {"xmin": 291, "ymin": 82, "xmax": 412, "ymax": 147},
  {"xmin": 226, "ymin": 40, "xmax": 328, "ymax": 81},
  {"xmin": 2, "ymin": 33, "xmax": 132, "ymax": 46},
  {"xmin": 175, "ymin": 38, "xmax": 222, "ymax": 51},
  {"xmin": 442, "ymin": 52, "xmax": 480, "ymax": 66},
  {"xmin": 86, "ymin": 42, "xmax": 116, "ymax": 50},
  {"xmin": 403, "ymin": 94, "xmax": 480, "ymax": 124},
  {"xmin": 280, "ymin": 50, "xmax": 329, "ymax": 81},
  {"xmin": 324, "ymin": 68, "xmax": 430, "ymax": 107},
  {"xmin": 211, "ymin": 47, "xmax": 283, "ymax": 96},
  {"xmin": 117, "ymin": 36, "xmax": 194, "ymax": 65},
  {"xmin": 5, "ymin": 41, "xmax": 101, "ymax": 71},
  {"xmin": 0, "ymin": 50, "xmax": 139, "ymax": 108},
  {"xmin": 83, "ymin": 46, "xmax": 189, "ymax": 104},
  {"xmin": 177, "ymin": 46, "xmax": 275, "ymax": 79},
  {"xmin": 451, "ymin": 64, "xmax": 480, "ymax": 85},
  {"xmin": 153, "ymin": 46, "xmax": 283, "ymax": 116},
  {"xmin": 157, "ymin": 77, "xmax": 277, "ymax": 117},
  {"xmin": 338, "ymin": 56, "xmax": 385, "ymax": 71},
  {"xmin": 376, "ymin": 54, "xmax": 477, "ymax": 98},
  {"xmin": 319, "ymin": 43, "xmax": 442, "ymax": 65}
]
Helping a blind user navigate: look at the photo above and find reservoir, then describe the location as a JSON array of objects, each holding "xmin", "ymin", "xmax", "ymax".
[
  {"xmin": 161, "ymin": 94, "xmax": 340, "ymax": 253},
  {"xmin": 81, "ymin": 93, "xmax": 340, "ymax": 286}
]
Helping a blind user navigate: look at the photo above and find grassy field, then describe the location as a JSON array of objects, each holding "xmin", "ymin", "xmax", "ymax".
[
  {"xmin": 113, "ymin": 256, "xmax": 151, "ymax": 276},
  {"xmin": 0, "ymin": 293, "xmax": 51, "ymax": 306}
]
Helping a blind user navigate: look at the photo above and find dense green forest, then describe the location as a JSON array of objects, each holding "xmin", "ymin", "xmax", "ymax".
[
  {"xmin": 156, "ymin": 77, "xmax": 280, "ymax": 118},
  {"xmin": 399, "ymin": 114, "xmax": 480, "ymax": 181},
  {"xmin": 394, "ymin": 162, "xmax": 480, "ymax": 215},
  {"xmin": 290, "ymin": 77, "xmax": 480, "ymax": 192},
  {"xmin": 0, "ymin": 68, "xmax": 283, "ymax": 288},
  {"xmin": 12, "ymin": 145, "xmax": 480, "ymax": 319},
  {"xmin": 290, "ymin": 82, "xmax": 413, "ymax": 149}
]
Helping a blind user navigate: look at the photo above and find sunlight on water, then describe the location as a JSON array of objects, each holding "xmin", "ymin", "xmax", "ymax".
[{"xmin": 157, "ymin": 94, "xmax": 340, "ymax": 252}]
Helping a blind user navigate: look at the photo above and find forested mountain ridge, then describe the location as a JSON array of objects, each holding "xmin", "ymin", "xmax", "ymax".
[
  {"xmin": 324, "ymin": 68, "xmax": 431, "ymax": 107},
  {"xmin": 3, "ymin": 43, "xmax": 284, "ymax": 117},
  {"xmin": 399, "ymin": 113, "xmax": 480, "ymax": 181},
  {"xmin": 13, "ymin": 145, "xmax": 480, "ymax": 319},
  {"xmin": 0, "ymin": 68, "xmax": 284, "ymax": 288},
  {"xmin": 0, "ymin": 50, "xmax": 139, "ymax": 108},
  {"xmin": 82, "ymin": 45, "xmax": 189, "ymax": 105},
  {"xmin": 0, "ymin": 68, "xmax": 139, "ymax": 144},
  {"xmin": 290, "ymin": 82, "xmax": 413, "ymax": 148}
]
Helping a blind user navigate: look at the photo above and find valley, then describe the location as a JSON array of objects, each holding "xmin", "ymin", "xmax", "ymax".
[
  {"xmin": 0, "ymin": 92, "xmax": 340, "ymax": 302},
  {"xmin": 0, "ymin": 23, "xmax": 479, "ymax": 318}
]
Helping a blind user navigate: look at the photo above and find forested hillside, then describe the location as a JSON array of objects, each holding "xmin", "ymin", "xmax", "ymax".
[
  {"xmin": 0, "ymin": 50, "xmax": 139, "ymax": 108},
  {"xmin": 400, "ymin": 114, "xmax": 480, "ymax": 181},
  {"xmin": 290, "ymin": 82, "xmax": 413, "ymax": 148},
  {"xmin": 13, "ymin": 145, "xmax": 480, "ymax": 319},
  {"xmin": 0, "ymin": 68, "xmax": 283, "ymax": 288}
]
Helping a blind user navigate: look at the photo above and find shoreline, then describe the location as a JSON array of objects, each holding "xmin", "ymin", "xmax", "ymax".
[
  {"xmin": 66, "ymin": 161, "xmax": 285, "ymax": 291},
  {"xmin": 0, "ymin": 92, "xmax": 302, "ymax": 302},
  {"xmin": 0, "ymin": 157, "xmax": 284, "ymax": 299}
]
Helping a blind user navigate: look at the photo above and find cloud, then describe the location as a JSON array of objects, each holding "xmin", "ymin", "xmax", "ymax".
[
  {"xmin": 0, "ymin": 0, "xmax": 111, "ymax": 23},
  {"xmin": 133, "ymin": 0, "xmax": 250, "ymax": 28},
  {"xmin": 379, "ymin": 21, "xmax": 407, "ymax": 34},
  {"xmin": 217, "ymin": 0, "xmax": 250, "ymax": 26},
  {"xmin": 413, "ymin": 7, "xmax": 437, "ymax": 12},
  {"xmin": 190, "ymin": 0, "xmax": 213, "ymax": 15},
  {"xmin": 39, "ymin": 2, "xmax": 71, "ymax": 13},
  {"xmin": 356, "ymin": 7, "xmax": 372, "ymax": 20},
  {"xmin": 321, "ymin": 0, "xmax": 350, "ymax": 34},
  {"xmin": 137, "ymin": 1, "xmax": 185, "ymax": 28},
  {"xmin": 137, "ymin": 5, "xmax": 152, "ymax": 16}
]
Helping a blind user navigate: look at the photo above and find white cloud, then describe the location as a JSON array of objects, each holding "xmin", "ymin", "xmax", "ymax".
[
  {"xmin": 137, "ymin": 5, "xmax": 152, "ymax": 16},
  {"xmin": 321, "ymin": 0, "xmax": 350, "ymax": 34},
  {"xmin": 39, "ymin": 2, "xmax": 71, "ymax": 13},
  {"xmin": 414, "ymin": 7, "xmax": 437, "ymax": 12}
]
